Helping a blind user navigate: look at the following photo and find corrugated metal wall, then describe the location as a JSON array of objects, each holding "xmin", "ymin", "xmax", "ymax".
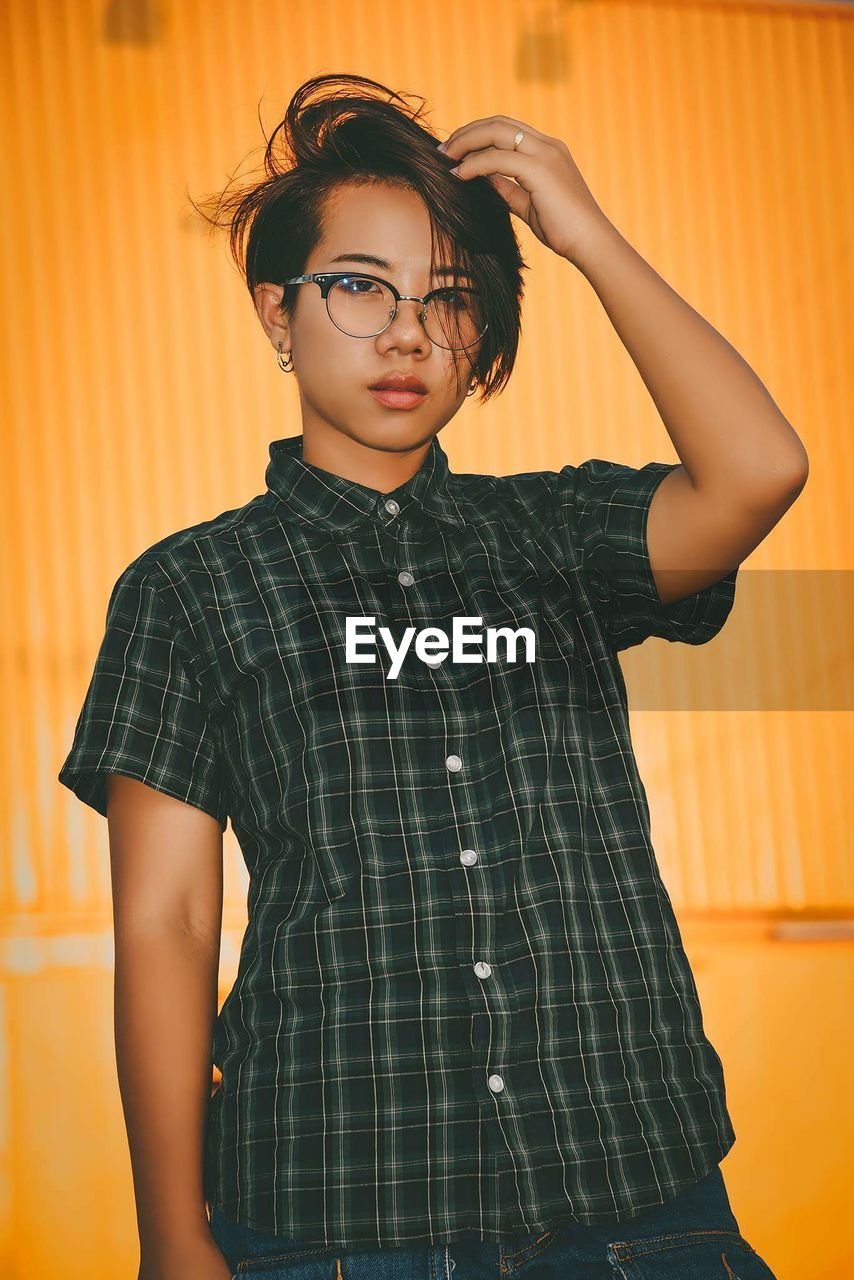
[
  {"xmin": 2, "ymin": 0, "xmax": 847, "ymax": 916},
  {"xmin": 0, "ymin": 3, "xmax": 851, "ymax": 1276}
]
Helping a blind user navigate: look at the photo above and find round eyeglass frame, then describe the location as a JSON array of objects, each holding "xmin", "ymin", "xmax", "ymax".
[{"xmin": 281, "ymin": 272, "xmax": 489, "ymax": 351}]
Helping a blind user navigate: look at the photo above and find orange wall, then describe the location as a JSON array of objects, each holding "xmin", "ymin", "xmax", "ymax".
[{"xmin": 1, "ymin": 1, "xmax": 851, "ymax": 1276}]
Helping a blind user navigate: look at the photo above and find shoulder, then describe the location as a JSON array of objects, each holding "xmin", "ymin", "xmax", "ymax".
[
  {"xmin": 114, "ymin": 493, "xmax": 278, "ymax": 593},
  {"xmin": 449, "ymin": 463, "xmax": 555, "ymax": 506},
  {"xmin": 489, "ymin": 458, "xmax": 679, "ymax": 527},
  {"xmin": 477, "ymin": 466, "xmax": 561, "ymax": 538},
  {"xmin": 489, "ymin": 467, "xmax": 559, "ymax": 506}
]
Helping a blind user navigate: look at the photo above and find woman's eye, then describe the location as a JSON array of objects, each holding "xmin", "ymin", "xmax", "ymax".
[{"xmin": 344, "ymin": 277, "xmax": 379, "ymax": 295}]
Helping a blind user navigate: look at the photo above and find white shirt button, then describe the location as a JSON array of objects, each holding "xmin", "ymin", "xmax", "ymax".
[
  {"xmin": 459, "ymin": 849, "xmax": 478, "ymax": 866},
  {"xmin": 474, "ymin": 961, "xmax": 492, "ymax": 979},
  {"xmin": 488, "ymin": 1074, "xmax": 505, "ymax": 1093},
  {"xmin": 445, "ymin": 754, "xmax": 462, "ymax": 772},
  {"xmin": 397, "ymin": 570, "xmax": 414, "ymax": 586},
  {"xmin": 384, "ymin": 499, "xmax": 400, "ymax": 515}
]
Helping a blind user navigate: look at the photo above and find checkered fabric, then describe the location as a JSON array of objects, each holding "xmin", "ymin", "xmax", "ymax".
[{"xmin": 59, "ymin": 432, "xmax": 738, "ymax": 1249}]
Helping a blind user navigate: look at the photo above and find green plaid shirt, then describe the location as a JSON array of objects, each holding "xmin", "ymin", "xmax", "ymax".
[{"xmin": 58, "ymin": 432, "xmax": 739, "ymax": 1249}]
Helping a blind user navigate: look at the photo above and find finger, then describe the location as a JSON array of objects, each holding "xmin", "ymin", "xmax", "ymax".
[
  {"xmin": 440, "ymin": 117, "xmax": 547, "ymax": 159},
  {"xmin": 440, "ymin": 115, "xmax": 523, "ymax": 148},
  {"xmin": 441, "ymin": 121, "xmax": 539, "ymax": 158},
  {"xmin": 445, "ymin": 114, "xmax": 549, "ymax": 142},
  {"xmin": 451, "ymin": 146, "xmax": 536, "ymax": 192},
  {"xmin": 486, "ymin": 174, "xmax": 531, "ymax": 220}
]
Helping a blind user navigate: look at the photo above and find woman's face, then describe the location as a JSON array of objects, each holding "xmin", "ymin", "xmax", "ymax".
[{"xmin": 254, "ymin": 181, "xmax": 482, "ymax": 456}]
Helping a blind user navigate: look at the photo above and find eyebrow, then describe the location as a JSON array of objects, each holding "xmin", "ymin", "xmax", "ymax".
[{"xmin": 327, "ymin": 252, "xmax": 470, "ymax": 279}]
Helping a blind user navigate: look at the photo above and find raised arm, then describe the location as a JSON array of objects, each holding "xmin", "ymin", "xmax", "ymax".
[
  {"xmin": 575, "ymin": 216, "xmax": 809, "ymax": 605},
  {"xmin": 437, "ymin": 117, "xmax": 809, "ymax": 607},
  {"xmin": 106, "ymin": 774, "xmax": 232, "ymax": 1280}
]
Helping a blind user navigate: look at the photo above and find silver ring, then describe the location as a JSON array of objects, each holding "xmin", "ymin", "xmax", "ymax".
[{"xmin": 512, "ymin": 130, "xmax": 524, "ymax": 150}]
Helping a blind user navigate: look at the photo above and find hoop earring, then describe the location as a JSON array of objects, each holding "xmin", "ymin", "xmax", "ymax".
[
  {"xmin": 277, "ymin": 341, "xmax": 293, "ymax": 373},
  {"xmin": 466, "ymin": 379, "xmax": 478, "ymax": 397}
]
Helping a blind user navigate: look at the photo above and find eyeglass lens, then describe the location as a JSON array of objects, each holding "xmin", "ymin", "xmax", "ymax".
[{"xmin": 327, "ymin": 276, "xmax": 485, "ymax": 350}]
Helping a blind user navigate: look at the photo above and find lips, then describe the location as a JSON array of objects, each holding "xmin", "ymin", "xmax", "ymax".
[
  {"xmin": 369, "ymin": 374, "xmax": 427, "ymax": 394},
  {"xmin": 368, "ymin": 386, "xmax": 427, "ymax": 411}
]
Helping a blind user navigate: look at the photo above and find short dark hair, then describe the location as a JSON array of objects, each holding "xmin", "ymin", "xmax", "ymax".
[{"xmin": 189, "ymin": 72, "xmax": 528, "ymax": 402}]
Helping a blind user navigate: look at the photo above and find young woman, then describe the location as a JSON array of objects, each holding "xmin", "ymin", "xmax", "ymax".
[{"xmin": 59, "ymin": 73, "xmax": 804, "ymax": 1280}]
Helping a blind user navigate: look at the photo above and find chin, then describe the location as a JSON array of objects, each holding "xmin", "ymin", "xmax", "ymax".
[{"xmin": 352, "ymin": 421, "xmax": 436, "ymax": 449}]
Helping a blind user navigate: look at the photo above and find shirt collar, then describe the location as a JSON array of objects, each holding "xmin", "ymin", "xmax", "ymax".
[{"xmin": 264, "ymin": 433, "xmax": 467, "ymax": 532}]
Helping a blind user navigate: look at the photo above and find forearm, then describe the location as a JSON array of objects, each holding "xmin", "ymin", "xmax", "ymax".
[
  {"xmin": 573, "ymin": 215, "xmax": 809, "ymax": 504},
  {"xmin": 114, "ymin": 922, "xmax": 219, "ymax": 1268}
]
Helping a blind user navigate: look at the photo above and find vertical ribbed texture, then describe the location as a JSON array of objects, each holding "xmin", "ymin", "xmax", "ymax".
[{"xmin": 1, "ymin": 1, "xmax": 850, "ymax": 924}]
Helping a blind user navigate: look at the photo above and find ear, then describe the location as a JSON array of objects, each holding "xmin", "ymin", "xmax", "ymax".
[{"xmin": 252, "ymin": 282, "xmax": 291, "ymax": 351}]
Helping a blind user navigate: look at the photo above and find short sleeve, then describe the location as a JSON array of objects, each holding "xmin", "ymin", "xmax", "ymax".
[
  {"xmin": 58, "ymin": 562, "xmax": 228, "ymax": 830},
  {"xmin": 554, "ymin": 458, "xmax": 739, "ymax": 653}
]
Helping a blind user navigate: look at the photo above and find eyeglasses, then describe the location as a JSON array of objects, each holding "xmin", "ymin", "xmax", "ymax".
[{"xmin": 282, "ymin": 272, "xmax": 489, "ymax": 351}]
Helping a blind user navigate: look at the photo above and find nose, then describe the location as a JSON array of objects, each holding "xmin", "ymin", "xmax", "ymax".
[{"xmin": 380, "ymin": 296, "xmax": 431, "ymax": 348}]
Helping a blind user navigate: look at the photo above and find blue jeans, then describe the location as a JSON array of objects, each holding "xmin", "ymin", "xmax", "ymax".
[{"xmin": 207, "ymin": 1164, "xmax": 778, "ymax": 1278}]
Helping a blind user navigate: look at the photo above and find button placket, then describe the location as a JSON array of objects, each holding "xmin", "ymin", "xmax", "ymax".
[
  {"xmin": 415, "ymin": 581, "xmax": 505, "ymax": 1114},
  {"xmin": 384, "ymin": 509, "xmax": 445, "ymax": 691},
  {"xmin": 447, "ymin": 766, "xmax": 506, "ymax": 1103},
  {"xmin": 377, "ymin": 498, "xmax": 403, "ymax": 574}
]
